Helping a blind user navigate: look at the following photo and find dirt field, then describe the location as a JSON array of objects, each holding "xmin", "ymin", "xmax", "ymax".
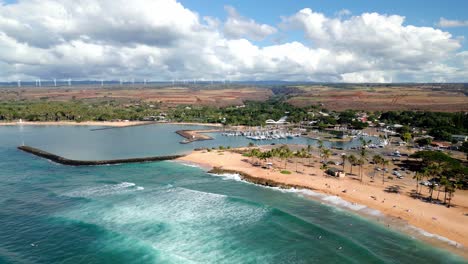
[
  {"xmin": 287, "ymin": 85, "xmax": 468, "ymax": 112},
  {"xmin": 1, "ymin": 84, "xmax": 467, "ymax": 112},
  {"xmin": 0, "ymin": 85, "xmax": 272, "ymax": 107}
]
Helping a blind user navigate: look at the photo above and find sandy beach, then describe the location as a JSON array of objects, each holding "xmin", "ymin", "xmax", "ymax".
[{"xmin": 178, "ymin": 149, "xmax": 468, "ymax": 257}]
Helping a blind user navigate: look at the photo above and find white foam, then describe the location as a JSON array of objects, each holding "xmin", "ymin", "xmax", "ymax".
[
  {"xmin": 63, "ymin": 181, "xmax": 144, "ymax": 198},
  {"xmin": 208, "ymin": 172, "xmax": 462, "ymax": 250},
  {"xmin": 208, "ymin": 172, "xmax": 382, "ymax": 217},
  {"xmin": 209, "ymin": 173, "xmax": 243, "ymax": 182},
  {"xmin": 407, "ymin": 226, "xmax": 463, "ymax": 248},
  {"xmin": 173, "ymin": 161, "xmax": 203, "ymax": 169},
  {"xmin": 118, "ymin": 182, "xmax": 136, "ymax": 188}
]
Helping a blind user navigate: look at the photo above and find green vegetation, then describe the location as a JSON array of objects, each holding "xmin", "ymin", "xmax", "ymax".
[
  {"xmin": 0, "ymin": 101, "xmax": 162, "ymax": 122},
  {"xmin": 1, "ymin": 99, "xmax": 467, "ymax": 153},
  {"xmin": 380, "ymin": 111, "xmax": 468, "ymax": 141},
  {"xmin": 280, "ymin": 170, "xmax": 291, "ymax": 175},
  {"xmin": 410, "ymin": 151, "xmax": 467, "ymax": 207}
]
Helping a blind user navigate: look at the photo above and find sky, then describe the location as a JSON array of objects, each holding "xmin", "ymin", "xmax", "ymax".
[{"xmin": 0, "ymin": 0, "xmax": 467, "ymax": 83}]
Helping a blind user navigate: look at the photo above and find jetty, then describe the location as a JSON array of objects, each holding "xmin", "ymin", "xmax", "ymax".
[{"xmin": 18, "ymin": 145, "xmax": 184, "ymax": 166}]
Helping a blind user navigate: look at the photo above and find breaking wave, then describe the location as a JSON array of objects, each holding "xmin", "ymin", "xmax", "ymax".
[{"xmin": 63, "ymin": 182, "xmax": 144, "ymax": 198}]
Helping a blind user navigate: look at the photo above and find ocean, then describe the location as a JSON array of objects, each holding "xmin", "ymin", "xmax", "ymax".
[{"xmin": 0, "ymin": 125, "xmax": 465, "ymax": 263}]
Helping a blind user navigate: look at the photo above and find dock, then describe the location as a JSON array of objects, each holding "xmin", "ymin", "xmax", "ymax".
[
  {"xmin": 176, "ymin": 129, "xmax": 215, "ymax": 144},
  {"xmin": 18, "ymin": 145, "xmax": 185, "ymax": 166}
]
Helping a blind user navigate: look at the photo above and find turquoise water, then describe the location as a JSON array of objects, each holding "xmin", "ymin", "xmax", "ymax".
[{"xmin": 0, "ymin": 125, "xmax": 465, "ymax": 263}]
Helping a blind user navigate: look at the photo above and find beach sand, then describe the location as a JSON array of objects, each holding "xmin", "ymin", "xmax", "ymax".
[{"xmin": 178, "ymin": 149, "xmax": 468, "ymax": 256}]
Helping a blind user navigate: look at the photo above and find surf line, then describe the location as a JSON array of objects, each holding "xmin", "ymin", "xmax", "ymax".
[{"xmin": 18, "ymin": 145, "xmax": 185, "ymax": 166}]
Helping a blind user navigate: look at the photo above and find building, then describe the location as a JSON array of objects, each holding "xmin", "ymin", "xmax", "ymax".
[
  {"xmin": 266, "ymin": 116, "xmax": 288, "ymax": 125},
  {"xmin": 452, "ymin": 135, "xmax": 468, "ymax": 142},
  {"xmin": 430, "ymin": 141, "xmax": 451, "ymax": 149},
  {"xmin": 326, "ymin": 167, "xmax": 345, "ymax": 178}
]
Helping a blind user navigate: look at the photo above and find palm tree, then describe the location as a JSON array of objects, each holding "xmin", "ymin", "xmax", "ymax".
[
  {"xmin": 446, "ymin": 182, "xmax": 462, "ymax": 208},
  {"xmin": 426, "ymin": 163, "xmax": 443, "ymax": 202},
  {"xmin": 359, "ymin": 147, "xmax": 367, "ymax": 182},
  {"xmin": 318, "ymin": 140, "xmax": 324, "ymax": 161},
  {"xmin": 341, "ymin": 154, "xmax": 347, "ymax": 172},
  {"xmin": 279, "ymin": 146, "xmax": 292, "ymax": 170},
  {"xmin": 359, "ymin": 137, "xmax": 368, "ymax": 149},
  {"xmin": 440, "ymin": 176, "xmax": 449, "ymax": 204},
  {"xmin": 294, "ymin": 150, "xmax": 301, "ymax": 172},
  {"xmin": 357, "ymin": 158, "xmax": 365, "ymax": 182},
  {"xmin": 427, "ymin": 182, "xmax": 437, "ymax": 202},
  {"xmin": 307, "ymin": 144, "xmax": 313, "ymax": 166},
  {"xmin": 372, "ymin": 155, "xmax": 383, "ymax": 180},
  {"xmin": 381, "ymin": 159, "xmax": 389, "ymax": 185},
  {"xmin": 259, "ymin": 151, "xmax": 270, "ymax": 166},
  {"xmin": 347, "ymin": 154, "xmax": 357, "ymax": 174},
  {"xmin": 413, "ymin": 171, "xmax": 424, "ymax": 197},
  {"xmin": 321, "ymin": 148, "xmax": 331, "ymax": 165},
  {"xmin": 248, "ymin": 148, "xmax": 261, "ymax": 164},
  {"xmin": 300, "ymin": 148, "xmax": 309, "ymax": 172}
]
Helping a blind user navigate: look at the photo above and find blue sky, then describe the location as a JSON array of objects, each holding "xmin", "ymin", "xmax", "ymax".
[{"xmin": 0, "ymin": 0, "xmax": 467, "ymax": 82}]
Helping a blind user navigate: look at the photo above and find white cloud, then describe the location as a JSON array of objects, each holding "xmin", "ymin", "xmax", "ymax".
[
  {"xmin": 0, "ymin": 1, "xmax": 466, "ymax": 82},
  {"xmin": 223, "ymin": 6, "xmax": 277, "ymax": 41},
  {"xmin": 280, "ymin": 8, "xmax": 464, "ymax": 81},
  {"xmin": 437, "ymin": 18, "xmax": 468, "ymax": 28},
  {"xmin": 336, "ymin": 9, "xmax": 351, "ymax": 17}
]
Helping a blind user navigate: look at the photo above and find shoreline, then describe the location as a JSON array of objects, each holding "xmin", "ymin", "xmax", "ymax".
[
  {"xmin": 177, "ymin": 150, "xmax": 468, "ymax": 259},
  {"xmin": 0, "ymin": 120, "xmax": 223, "ymax": 128}
]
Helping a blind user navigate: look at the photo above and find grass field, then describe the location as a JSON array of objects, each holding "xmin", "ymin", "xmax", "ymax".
[{"xmin": 287, "ymin": 85, "xmax": 468, "ymax": 112}]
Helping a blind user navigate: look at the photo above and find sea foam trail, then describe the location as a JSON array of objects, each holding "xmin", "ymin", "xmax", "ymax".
[
  {"xmin": 209, "ymin": 172, "xmax": 381, "ymax": 216},
  {"xmin": 171, "ymin": 160, "xmax": 203, "ymax": 169},
  {"xmin": 406, "ymin": 226, "xmax": 463, "ymax": 249},
  {"xmin": 63, "ymin": 182, "xmax": 144, "ymax": 198},
  {"xmin": 210, "ymin": 172, "xmax": 463, "ymax": 249}
]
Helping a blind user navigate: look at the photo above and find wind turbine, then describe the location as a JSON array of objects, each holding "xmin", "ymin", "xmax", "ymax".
[
  {"xmin": 53, "ymin": 78, "xmax": 57, "ymax": 87},
  {"xmin": 101, "ymin": 79, "xmax": 104, "ymax": 87},
  {"xmin": 17, "ymin": 80, "xmax": 21, "ymax": 88},
  {"xmin": 68, "ymin": 78, "xmax": 71, "ymax": 86}
]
